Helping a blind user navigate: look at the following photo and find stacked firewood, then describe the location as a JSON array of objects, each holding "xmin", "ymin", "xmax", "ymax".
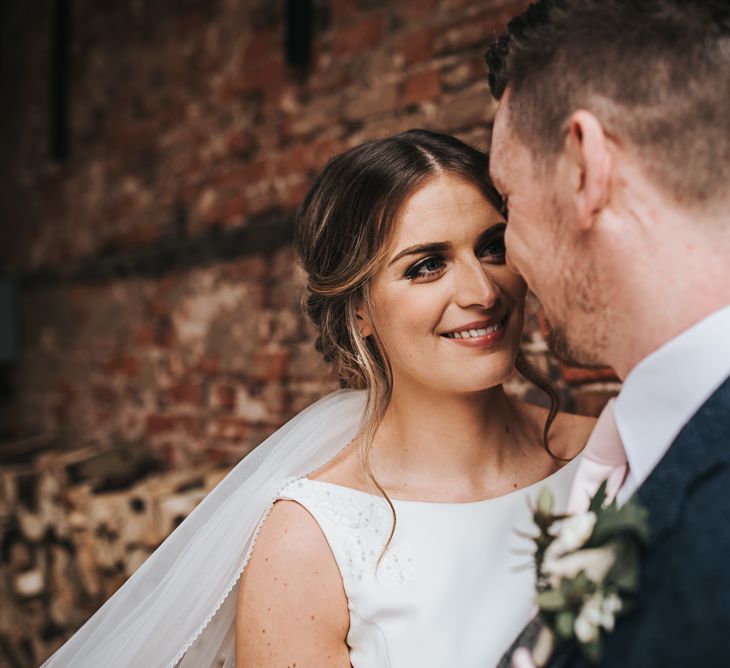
[{"xmin": 0, "ymin": 437, "xmax": 227, "ymax": 668}]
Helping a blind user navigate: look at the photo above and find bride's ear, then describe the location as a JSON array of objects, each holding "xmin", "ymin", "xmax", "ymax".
[{"xmin": 355, "ymin": 300, "xmax": 373, "ymax": 338}]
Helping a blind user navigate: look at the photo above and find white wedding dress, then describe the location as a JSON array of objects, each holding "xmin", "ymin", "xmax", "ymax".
[
  {"xmin": 41, "ymin": 390, "xmax": 580, "ymax": 668},
  {"xmin": 279, "ymin": 456, "xmax": 580, "ymax": 668}
]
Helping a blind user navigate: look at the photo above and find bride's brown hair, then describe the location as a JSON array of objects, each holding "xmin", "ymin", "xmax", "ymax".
[{"xmin": 295, "ymin": 129, "xmax": 561, "ymax": 547}]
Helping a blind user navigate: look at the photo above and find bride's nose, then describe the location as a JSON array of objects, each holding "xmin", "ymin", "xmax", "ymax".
[{"xmin": 452, "ymin": 258, "xmax": 500, "ymax": 310}]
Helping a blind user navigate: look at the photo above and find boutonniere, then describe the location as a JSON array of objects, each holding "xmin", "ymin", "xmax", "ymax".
[{"xmin": 528, "ymin": 481, "xmax": 650, "ymax": 664}]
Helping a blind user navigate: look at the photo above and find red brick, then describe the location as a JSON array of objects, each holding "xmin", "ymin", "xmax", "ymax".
[
  {"xmin": 243, "ymin": 29, "xmax": 278, "ymax": 63},
  {"xmin": 104, "ymin": 355, "xmax": 140, "ymax": 378},
  {"xmin": 329, "ymin": 0, "xmax": 358, "ymax": 24},
  {"xmin": 559, "ymin": 364, "xmax": 619, "ymax": 384},
  {"xmin": 220, "ymin": 193, "xmax": 248, "ymax": 224},
  {"xmin": 133, "ymin": 325, "xmax": 155, "ymax": 346},
  {"xmin": 398, "ymin": 28, "xmax": 434, "ymax": 65},
  {"xmin": 196, "ymin": 355, "xmax": 221, "ymax": 374},
  {"xmin": 274, "ymin": 138, "xmax": 344, "ymax": 179},
  {"xmin": 206, "ymin": 416, "xmax": 249, "ymax": 441},
  {"xmin": 573, "ymin": 389, "xmax": 620, "ymax": 417},
  {"xmin": 396, "ymin": 0, "xmax": 438, "ymax": 22},
  {"xmin": 282, "ymin": 179, "xmax": 313, "ymax": 209},
  {"xmin": 229, "ymin": 54, "xmax": 285, "ymax": 94},
  {"xmin": 309, "ymin": 137, "xmax": 344, "ymax": 170},
  {"xmin": 210, "ymin": 383, "xmax": 237, "ymax": 411},
  {"xmin": 224, "ymin": 256, "xmax": 269, "ymax": 282},
  {"xmin": 215, "ymin": 160, "xmax": 271, "ymax": 191},
  {"xmin": 435, "ymin": 7, "xmax": 522, "ymax": 56},
  {"xmin": 333, "ymin": 15, "xmax": 386, "ymax": 55},
  {"xmin": 145, "ymin": 414, "xmax": 199, "ymax": 436},
  {"xmin": 165, "ymin": 382, "xmax": 203, "ymax": 406},
  {"xmin": 226, "ymin": 130, "xmax": 256, "ymax": 158},
  {"xmin": 154, "ymin": 316, "xmax": 176, "ymax": 348},
  {"xmin": 401, "ymin": 68, "xmax": 441, "ymax": 106},
  {"xmin": 92, "ymin": 385, "xmax": 117, "ymax": 405},
  {"xmin": 248, "ymin": 350, "xmax": 290, "ymax": 381},
  {"xmin": 442, "ymin": 55, "xmax": 485, "ymax": 91},
  {"xmin": 273, "ymin": 144, "xmax": 309, "ymax": 178}
]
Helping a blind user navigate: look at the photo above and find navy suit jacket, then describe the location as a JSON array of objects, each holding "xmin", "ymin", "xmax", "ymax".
[{"xmin": 549, "ymin": 374, "xmax": 730, "ymax": 667}]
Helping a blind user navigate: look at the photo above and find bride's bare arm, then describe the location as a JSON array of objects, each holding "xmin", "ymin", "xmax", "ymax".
[{"xmin": 235, "ymin": 500, "xmax": 351, "ymax": 667}]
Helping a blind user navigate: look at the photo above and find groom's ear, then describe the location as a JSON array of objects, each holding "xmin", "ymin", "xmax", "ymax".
[{"xmin": 562, "ymin": 110, "xmax": 611, "ymax": 232}]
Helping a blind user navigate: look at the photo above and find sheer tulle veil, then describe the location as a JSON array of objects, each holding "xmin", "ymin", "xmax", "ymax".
[{"xmin": 42, "ymin": 389, "xmax": 366, "ymax": 668}]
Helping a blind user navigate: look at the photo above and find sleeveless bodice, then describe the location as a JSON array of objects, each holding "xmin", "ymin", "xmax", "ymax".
[{"xmin": 278, "ymin": 456, "xmax": 580, "ymax": 667}]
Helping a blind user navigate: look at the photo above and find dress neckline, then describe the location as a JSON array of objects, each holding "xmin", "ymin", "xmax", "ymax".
[{"xmin": 302, "ymin": 454, "xmax": 581, "ymax": 508}]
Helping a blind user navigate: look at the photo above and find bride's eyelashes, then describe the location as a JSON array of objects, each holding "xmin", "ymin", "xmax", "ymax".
[
  {"xmin": 403, "ymin": 225, "xmax": 507, "ymax": 282},
  {"xmin": 404, "ymin": 255, "xmax": 447, "ymax": 281},
  {"xmin": 479, "ymin": 224, "xmax": 507, "ymax": 264}
]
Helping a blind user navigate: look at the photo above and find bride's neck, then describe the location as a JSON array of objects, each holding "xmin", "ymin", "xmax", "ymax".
[{"xmin": 368, "ymin": 384, "xmax": 530, "ymax": 496}]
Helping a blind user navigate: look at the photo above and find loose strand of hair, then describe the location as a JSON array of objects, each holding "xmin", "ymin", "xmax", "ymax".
[{"xmin": 514, "ymin": 351, "xmax": 568, "ymax": 462}]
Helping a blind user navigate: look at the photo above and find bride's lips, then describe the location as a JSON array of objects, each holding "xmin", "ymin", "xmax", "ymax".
[{"xmin": 439, "ymin": 315, "xmax": 509, "ymax": 349}]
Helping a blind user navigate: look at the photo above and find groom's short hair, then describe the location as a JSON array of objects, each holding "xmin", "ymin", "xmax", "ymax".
[{"xmin": 485, "ymin": 0, "xmax": 730, "ymax": 206}]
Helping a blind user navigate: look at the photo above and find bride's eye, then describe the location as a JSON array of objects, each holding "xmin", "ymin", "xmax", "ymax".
[
  {"xmin": 404, "ymin": 256, "xmax": 446, "ymax": 281},
  {"xmin": 479, "ymin": 226, "xmax": 507, "ymax": 264}
]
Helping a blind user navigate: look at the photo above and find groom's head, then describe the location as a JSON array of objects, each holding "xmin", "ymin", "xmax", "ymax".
[{"xmin": 486, "ymin": 0, "xmax": 730, "ymax": 372}]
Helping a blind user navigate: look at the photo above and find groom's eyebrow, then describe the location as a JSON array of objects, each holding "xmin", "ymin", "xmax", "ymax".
[{"xmin": 388, "ymin": 242, "xmax": 451, "ymax": 266}]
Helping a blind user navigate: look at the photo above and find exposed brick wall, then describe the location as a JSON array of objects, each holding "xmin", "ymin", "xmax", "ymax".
[
  {"xmin": 1, "ymin": 0, "xmax": 619, "ymax": 461},
  {"xmin": 0, "ymin": 2, "xmax": 622, "ymax": 664}
]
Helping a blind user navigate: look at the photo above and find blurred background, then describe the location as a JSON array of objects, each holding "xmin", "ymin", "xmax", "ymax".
[{"xmin": 0, "ymin": 0, "xmax": 619, "ymax": 665}]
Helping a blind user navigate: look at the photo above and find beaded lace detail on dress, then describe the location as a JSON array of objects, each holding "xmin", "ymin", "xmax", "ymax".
[{"xmin": 283, "ymin": 478, "xmax": 416, "ymax": 583}]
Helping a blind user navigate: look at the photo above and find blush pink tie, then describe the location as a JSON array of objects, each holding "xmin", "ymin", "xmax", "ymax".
[{"xmin": 566, "ymin": 398, "xmax": 629, "ymax": 514}]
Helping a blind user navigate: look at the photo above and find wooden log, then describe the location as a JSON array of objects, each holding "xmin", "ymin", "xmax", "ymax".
[{"xmin": 14, "ymin": 569, "xmax": 44, "ymax": 598}]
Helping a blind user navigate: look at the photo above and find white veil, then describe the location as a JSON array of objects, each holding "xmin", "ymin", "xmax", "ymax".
[{"xmin": 41, "ymin": 389, "xmax": 366, "ymax": 668}]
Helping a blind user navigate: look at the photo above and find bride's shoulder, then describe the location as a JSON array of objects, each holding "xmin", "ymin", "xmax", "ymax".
[
  {"xmin": 241, "ymin": 500, "xmax": 341, "ymax": 588},
  {"xmin": 236, "ymin": 499, "xmax": 349, "ymax": 660}
]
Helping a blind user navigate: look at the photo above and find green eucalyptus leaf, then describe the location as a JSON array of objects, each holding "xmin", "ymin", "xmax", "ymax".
[
  {"xmin": 538, "ymin": 589, "xmax": 567, "ymax": 611},
  {"xmin": 609, "ymin": 542, "xmax": 641, "ymax": 592},
  {"xmin": 590, "ymin": 499, "xmax": 650, "ymax": 546},
  {"xmin": 588, "ymin": 480, "xmax": 609, "ymax": 513},
  {"xmin": 537, "ymin": 486, "xmax": 555, "ymax": 517},
  {"xmin": 556, "ymin": 611, "xmax": 575, "ymax": 639},
  {"xmin": 562, "ymin": 571, "xmax": 593, "ymax": 599}
]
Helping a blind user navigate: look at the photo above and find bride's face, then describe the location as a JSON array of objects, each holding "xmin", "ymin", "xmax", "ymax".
[{"xmin": 362, "ymin": 173, "xmax": 526, "ymax": 395}]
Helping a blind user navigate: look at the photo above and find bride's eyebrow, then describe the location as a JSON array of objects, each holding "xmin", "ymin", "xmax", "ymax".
[
  {"xmin": 387, "ymin": 222, "xmax": 506, "ymax": 267},
  {"xmin": 387, "ymin": 241, "xmax": 451, "ymax": 267}
]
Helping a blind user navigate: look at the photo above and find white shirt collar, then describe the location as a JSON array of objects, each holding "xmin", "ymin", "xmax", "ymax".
[{"xmin": 614, "ymin": 304, "xmax": 730, "ymax": 496}]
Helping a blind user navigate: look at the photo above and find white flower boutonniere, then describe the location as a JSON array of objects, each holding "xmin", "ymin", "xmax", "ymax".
[{"xmin": 529, "ymin": 480, "xmax": 649, "ymax": 663}]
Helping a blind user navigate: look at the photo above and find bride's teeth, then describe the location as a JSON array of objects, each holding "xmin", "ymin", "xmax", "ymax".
[{"xmin": 445, "ymin": 319, "xmax": 504, "ymax": 339}]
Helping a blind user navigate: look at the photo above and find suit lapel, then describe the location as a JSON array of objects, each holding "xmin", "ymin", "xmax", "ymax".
[{"xmin": 635, "ymin": 374, "xmax": 730, "ymax": 541}]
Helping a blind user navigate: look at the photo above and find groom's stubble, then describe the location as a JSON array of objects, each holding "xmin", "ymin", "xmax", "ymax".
[
  {"xmin": 541, "ymin": 272, "xmax": 611, "ymax": 371},
  {"xmin": 534, "ymin": 193, "xmax": 612, "ymax": 370}
]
